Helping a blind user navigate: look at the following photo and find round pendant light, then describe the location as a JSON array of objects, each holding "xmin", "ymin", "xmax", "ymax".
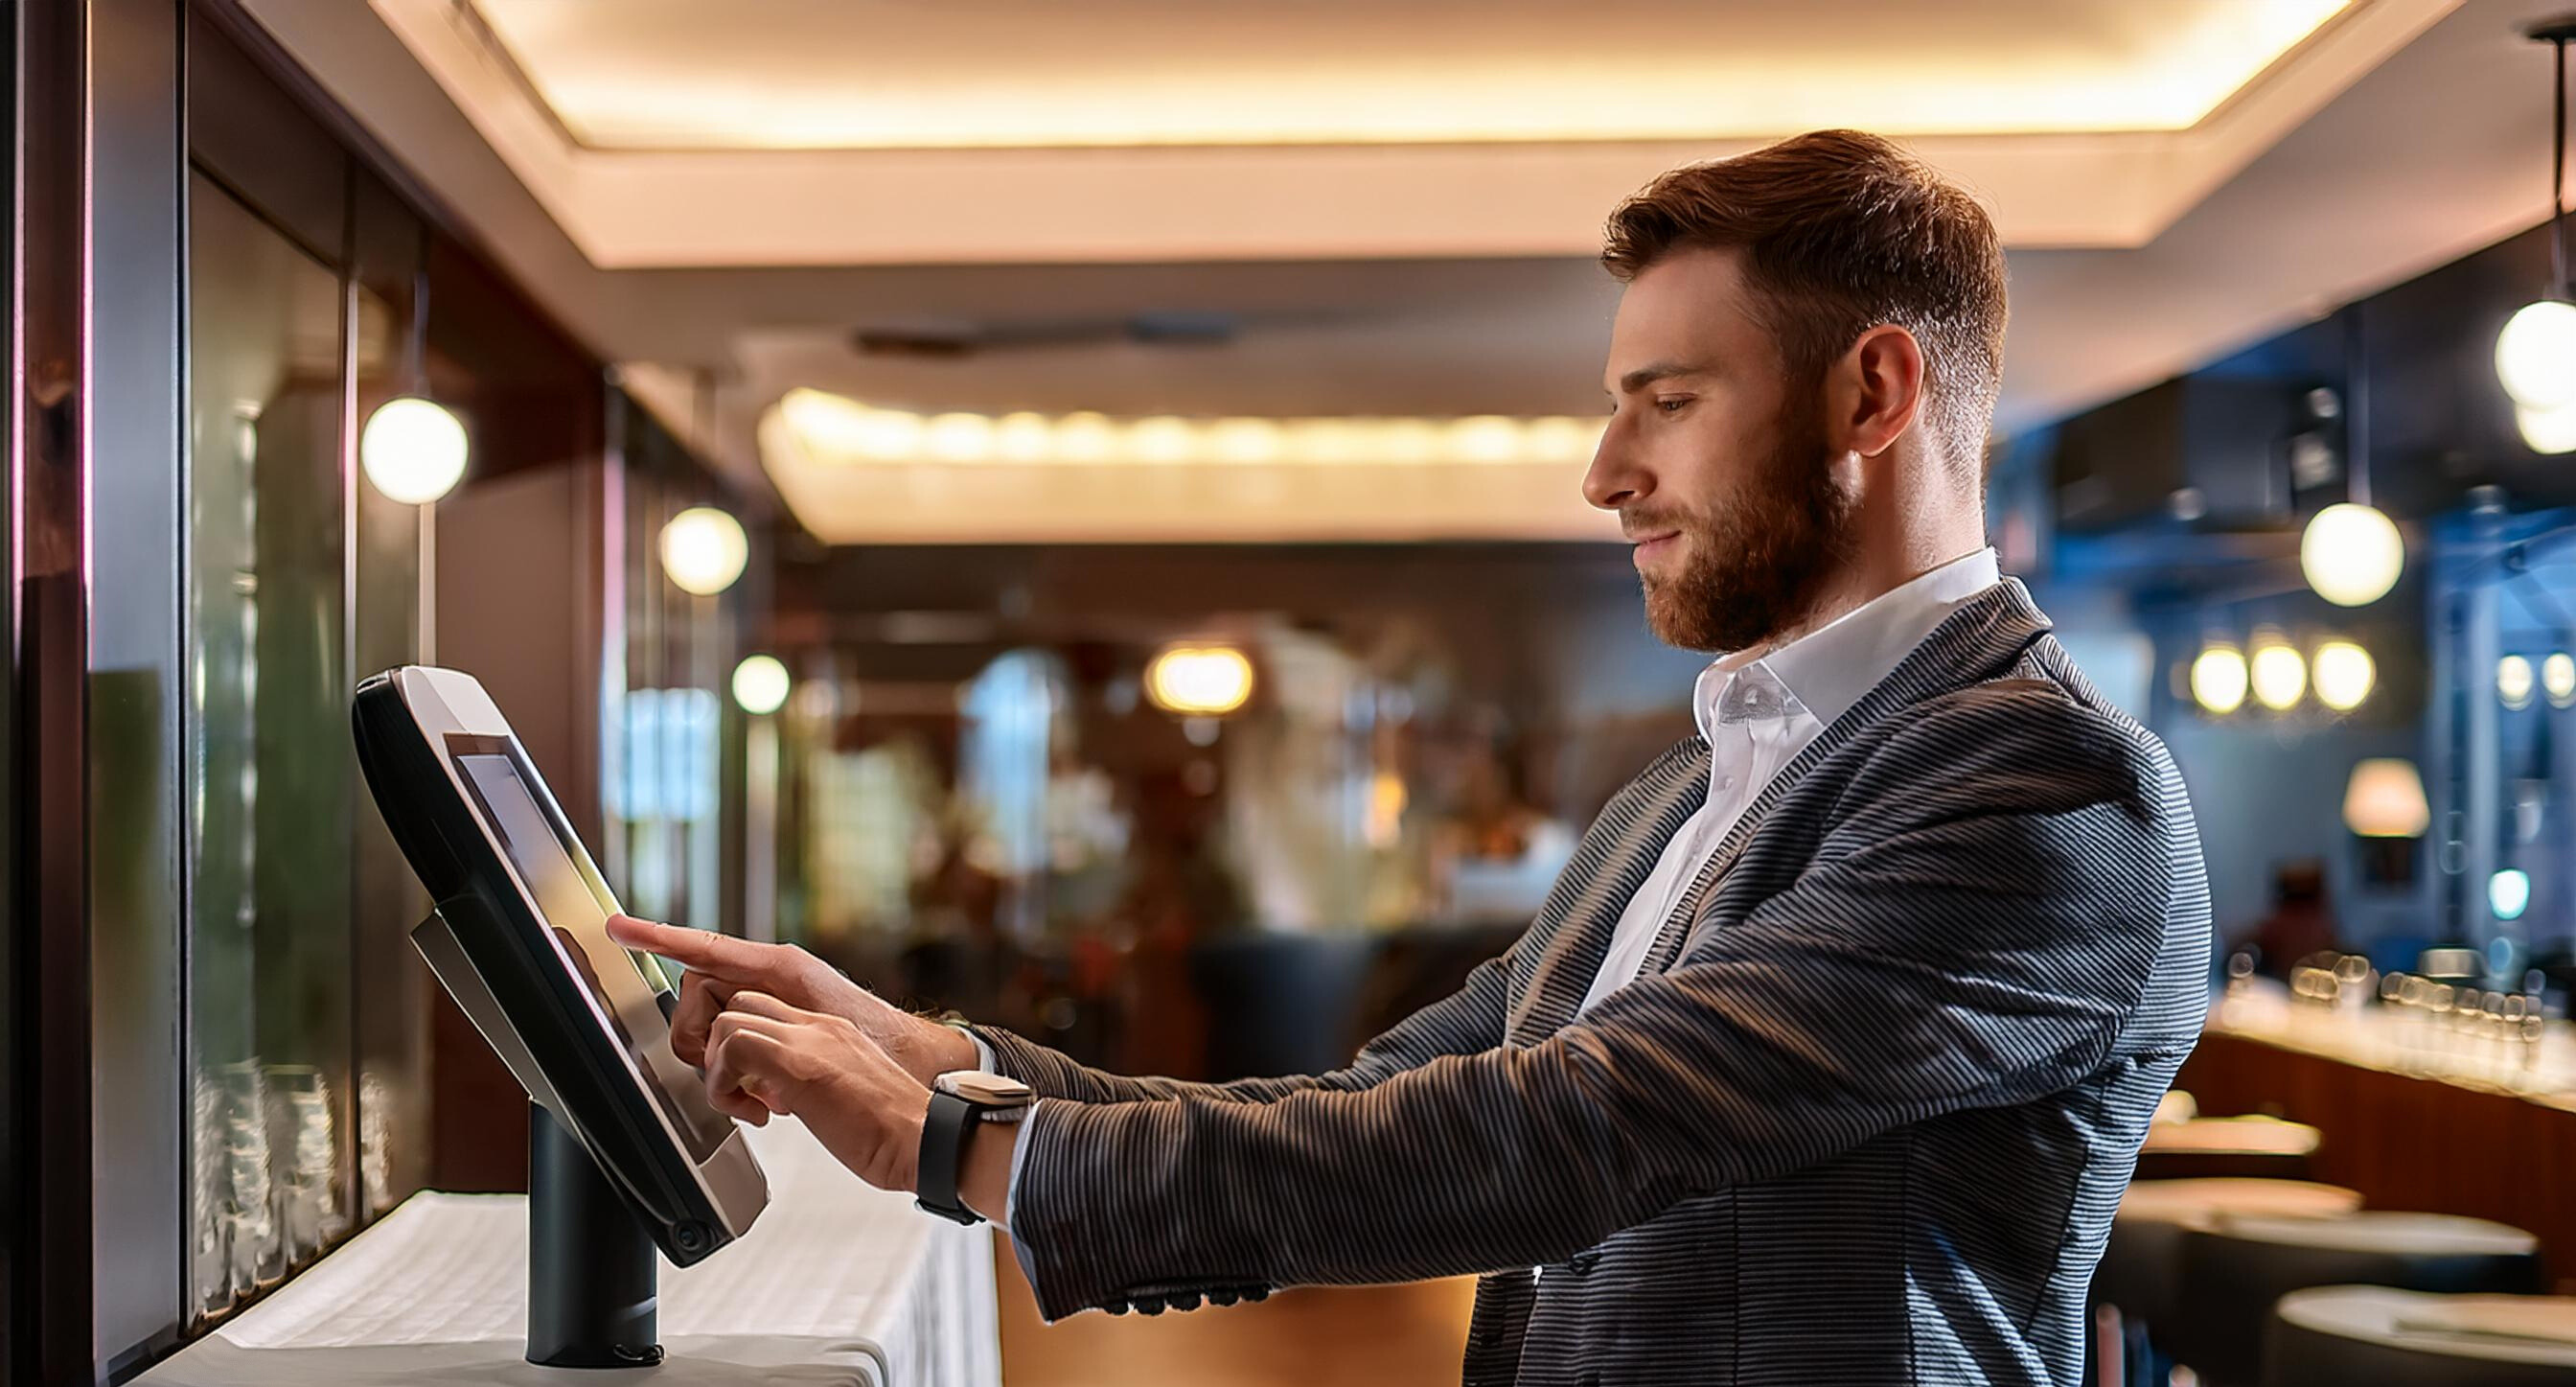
[
  {"xmin": 2300, "ymin": 503, "xmax": 2404, "ymax": 607},
  {"xmin": 2500, "ymin": 19, "xmax": 2576, "ymax": 429},
  {"xmin": 660, "ymin": 505, "xmax": 748, "ymax": 596},
  {"xmin": 2500, "ymin": 302, "xmax": 2576, "ymax": 410},
  {"xmin": 731, "ymin": 655, "xmax": 792, "ymax": 715},
  {"xmin": 360, "ymin": 240, "xmax": 468, "ymax": 504},
  {"xmin": 360, "ymin": 396, "xmax": 469, "ymax": 504}
]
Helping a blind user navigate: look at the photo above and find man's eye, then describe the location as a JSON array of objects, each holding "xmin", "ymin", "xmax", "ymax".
[{"xmin": 1655, "ymin": 398, "xmax": 1691, "ymax": 414}]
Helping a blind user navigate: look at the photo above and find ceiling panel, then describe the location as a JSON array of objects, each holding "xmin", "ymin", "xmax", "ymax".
[{"xmin": 472, "ymin": 0, "xmax": 2350, "ymax": 149}]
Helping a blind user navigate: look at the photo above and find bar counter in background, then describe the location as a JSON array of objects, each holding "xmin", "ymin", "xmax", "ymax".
[{"xmin": 2175, "ymin": 982, "xmax": 2576, "ymax": 1289}]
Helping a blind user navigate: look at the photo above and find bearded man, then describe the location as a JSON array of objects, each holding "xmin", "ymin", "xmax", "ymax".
[{"xmin": 613, "ymin": 128, "xmax": 2211, "ymax": 1387}]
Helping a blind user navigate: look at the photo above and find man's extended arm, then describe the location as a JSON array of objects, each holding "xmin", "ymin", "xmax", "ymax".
[
  {"xmin": 1001, "ymin": 695, "xmax": 2188, "ymax": 1320},
  {"xmin": 966, "ymin": 949, "xmax": 1514, "ymax": 1106},
  {"xmin": 963, "ymin": 743, "xmax": 1707, "ymax": 1108}
]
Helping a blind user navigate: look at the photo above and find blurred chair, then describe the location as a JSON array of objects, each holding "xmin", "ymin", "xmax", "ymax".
[
  {"xmin": 2135, "ymin": 1116, "xmax": 2320, "ymax": 1181},
  {"xmin": 2173, "ymin": 1212, "xmax": 2545, "ymax": 1387},
  {"xmin": 1187, "ymin": 932, "xmax": 1378, "ymax": 1079},
  {"xmin": 2264, "ymin": 1285, "xmax": 2576, "ymax": 1386}
]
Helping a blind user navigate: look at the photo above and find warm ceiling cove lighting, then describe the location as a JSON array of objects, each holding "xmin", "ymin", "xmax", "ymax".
[
  {"xmin": 2312, "ymin": 639, "xmax": 2376, "ymax": 712},
  {"xmin": 770, "ymin": 388, "xmax": 1604, "ymax": 469},
  {"xmin": 472, "ymin": 0, "xmax": 2353, "ymax": 150},
  {"xmin": 2250, "ymin": 642, "xmax": 2307, "ymax": 710},
  {"xmin": 731, "ymin": 654, "xmax": 792, "ymax": 715},
  {"xmin": 2191, "ymin": 645, "xmax": 2249, "ymax": 715},
  {"xmin": 2300, "ymin": 503, "xmax": 2404, "ymax": 607},
  {"xmin": 2342, "ymin": 758, "xmax": 2429, "ymax": 838},
  {"xmin": 360, "ymin": 396, "xmax": 469, "ymax": 504},
  {"xmin": 1144, "ymin": 645, "xmax": 1254, "ymax": 717},
  {"xmin": 660, "ymin": 505, "xmax": 748, "ymax": 596}
]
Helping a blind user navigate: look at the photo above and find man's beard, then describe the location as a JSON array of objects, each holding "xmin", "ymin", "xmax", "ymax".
[{"xmin": 1633, "ymin": 404, "xmax": 1856, "ymax": 654}]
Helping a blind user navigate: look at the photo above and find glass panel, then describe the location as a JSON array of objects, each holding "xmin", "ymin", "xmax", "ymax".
[
  {"xmin": 350, "ymin": 284, "xmax": 430, "ymax": 1219},
  {"xmin": 609, "ymin": 404, "xmax": 732, "ymax": 929},
  {"xmin": 185, "ymin": 173, "xmax": 352, "ymax": 1319}
]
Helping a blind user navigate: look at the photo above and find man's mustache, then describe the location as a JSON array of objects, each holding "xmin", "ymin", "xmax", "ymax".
[{"xmin": 1620, "ymin": 510, "xmax": 1694, "ymax": 543}]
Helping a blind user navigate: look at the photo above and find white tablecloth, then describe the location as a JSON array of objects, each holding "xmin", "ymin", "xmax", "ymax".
[{"xmin": 136, "ymin": 1119, "xmax": 1000, "ymax": 1387}]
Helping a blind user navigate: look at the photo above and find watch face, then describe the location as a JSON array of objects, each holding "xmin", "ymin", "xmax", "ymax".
[{"xmin": 941, "ymin": 1071, "xmax": 1034, "ymax": 1106}]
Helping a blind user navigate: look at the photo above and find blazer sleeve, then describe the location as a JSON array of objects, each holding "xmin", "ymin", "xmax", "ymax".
[
  {"xmin": 1001, "ymin": 692, "xmax": 2183, "ymax": 1321},
  {"xmin": 968, "ymin": 947, "xmax": 1516, "ymax": 1107}
]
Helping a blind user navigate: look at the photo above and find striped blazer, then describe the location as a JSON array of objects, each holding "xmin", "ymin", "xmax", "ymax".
[{"xmin": 976, "ymin": 579, "xmax": 2211, "ymax": 1386}]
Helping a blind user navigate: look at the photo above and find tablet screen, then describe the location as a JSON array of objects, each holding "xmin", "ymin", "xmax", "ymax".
[{"xmin": 454, "ymin": 750, "xmax": 733, "ymax": 1163}]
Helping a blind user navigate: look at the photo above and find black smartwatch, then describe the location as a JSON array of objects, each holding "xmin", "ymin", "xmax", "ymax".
[{"xmin": 914, "ymin": 1071, "xmax": 1034, "ymax": 1226}]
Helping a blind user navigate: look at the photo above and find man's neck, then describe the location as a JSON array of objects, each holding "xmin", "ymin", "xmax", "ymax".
[{"xmin": 1743, "ymin": 536, "xmax": 1989, "ymax": 666}]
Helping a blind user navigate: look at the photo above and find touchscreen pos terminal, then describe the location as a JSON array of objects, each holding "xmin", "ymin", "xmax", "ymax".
[{"xmin": 353, "ymin": 665, "xmax": 768, "ymax": 1367}]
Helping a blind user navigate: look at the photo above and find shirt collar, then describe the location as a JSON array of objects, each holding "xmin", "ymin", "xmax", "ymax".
[{"xmin": 1693, "ymin": 547, "xmax": 2002, "ymax": 742}]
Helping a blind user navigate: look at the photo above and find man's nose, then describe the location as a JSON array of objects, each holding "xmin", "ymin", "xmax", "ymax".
[{"xmin": 1581, "ymin": 416, "xmax": 1646, "ymax": 512}]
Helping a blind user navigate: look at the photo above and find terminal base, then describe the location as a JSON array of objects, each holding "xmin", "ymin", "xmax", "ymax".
[{"xmin": 527, "ymin": 1103, "xmax": 664, "ymax": 1368}]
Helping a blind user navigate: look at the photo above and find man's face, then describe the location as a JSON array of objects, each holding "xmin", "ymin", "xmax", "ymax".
[{"xmin": 1584, "ymin": 245, "xmax": 1855, "ymax": 654}]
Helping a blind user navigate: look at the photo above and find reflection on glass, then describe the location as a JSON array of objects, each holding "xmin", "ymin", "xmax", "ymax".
[
  {"xmin": 351, "ymin": 283, "xmax": 429, "ymax": 1219},
  {"xmin": 186, "ymin": 173, "xmax": 359, "ymax": 1318}
]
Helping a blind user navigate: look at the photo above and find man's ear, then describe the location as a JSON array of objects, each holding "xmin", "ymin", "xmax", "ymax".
[{"xmin": 1828, "ymin": 324, "xmax": 1926, "ymax": 459}]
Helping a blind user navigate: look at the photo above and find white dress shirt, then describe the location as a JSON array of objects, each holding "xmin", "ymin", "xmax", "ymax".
[{"xmin": 1577, "ymin": 547, "xmax": 2002, "ymax": 1014}]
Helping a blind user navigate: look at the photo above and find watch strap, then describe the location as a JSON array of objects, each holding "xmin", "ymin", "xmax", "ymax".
[{"xmin": 914, "ymin": 1089, "xmax": 981, "ymax": 1225}]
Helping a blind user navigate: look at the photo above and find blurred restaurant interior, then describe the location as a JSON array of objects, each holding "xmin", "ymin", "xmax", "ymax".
[{"xmin": 21, "ymin": 1, "xmax": 2576, "ymax": 1384}]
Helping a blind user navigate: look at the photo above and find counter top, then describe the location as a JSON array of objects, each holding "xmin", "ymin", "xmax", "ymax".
[
  {"xmin": 134, "ymin": 1117, "xmax": 1000, "ymax": 1387},
  {"xmin": 2208, "ymin": 982, "xmax": 2576, "ymax": 1113}
]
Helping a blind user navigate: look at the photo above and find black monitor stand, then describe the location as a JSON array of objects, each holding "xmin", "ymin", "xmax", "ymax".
[
  {"xmin": 412, "ymin": 901, "xmax": 664, "ymax": 1368},
  {"xmin": 528, "ymin": 1104, "xmax": 663, "ymax": 1368}
]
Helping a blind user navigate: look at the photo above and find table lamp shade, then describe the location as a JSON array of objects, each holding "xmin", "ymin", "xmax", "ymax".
[{"xmin": 2343, "ymin": 758, "xmax": 2429, "ymax": 838}]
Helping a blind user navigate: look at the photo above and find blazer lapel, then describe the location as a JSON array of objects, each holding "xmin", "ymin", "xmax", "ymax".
[
  {"xmin": 1634, "ymin": 578, "xmax": 2058, "ymax": 977},
  {"xmin": 1506, "ymin": 736, "xmax": 1709, "ymax": 1045}
]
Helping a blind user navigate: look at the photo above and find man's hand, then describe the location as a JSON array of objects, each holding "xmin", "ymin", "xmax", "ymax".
[
  {"xmin": 703, "ymin": 991, "xmax": 931, "ymax": 1193},
  {"xmin": 604, "ymin": 915, "xmax": 978, "ymax": 1084}
]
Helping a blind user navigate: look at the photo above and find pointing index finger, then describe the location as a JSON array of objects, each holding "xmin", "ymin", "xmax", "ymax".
[{"xmin": 605, "ymin": 914, "xmax": 776, "ymax": 983}]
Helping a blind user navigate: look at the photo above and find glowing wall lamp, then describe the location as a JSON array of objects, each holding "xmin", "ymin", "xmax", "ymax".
[
  {"xmin": 1144, "ymin": 645, "xmax": 1254, "ymax": 716},
  {"xmin": 660, "ymin": 506, "xmax": 748, "ymax": 596}
]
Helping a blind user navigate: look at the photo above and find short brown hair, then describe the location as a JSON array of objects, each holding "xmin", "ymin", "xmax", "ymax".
[{"xmin": 1601, "ymin": 129, "xmax": 2007, "ymax": 463}]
